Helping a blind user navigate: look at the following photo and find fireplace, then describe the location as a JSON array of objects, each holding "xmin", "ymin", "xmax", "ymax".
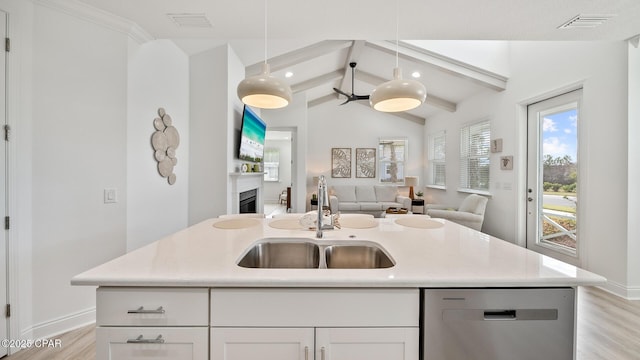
[
  {"xmin": 230, "ymin": 172, "xmax": 263, "ymax": 214},
  {"xmin": 239, "ymin": 189, "xmax": 258, "ymax": 214}
]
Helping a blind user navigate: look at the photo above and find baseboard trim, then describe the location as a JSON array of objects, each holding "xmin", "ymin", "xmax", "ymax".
[
  {"xmin": 625, "ymin": 286, "xmax": 640, "ymax": 300},
  {"xmin": 597, "ymin": 281, "xmax": 640, "ymax": 300},
  {"xmin": 21, "ymin": 307, "xmax": 96, "ymax": 340}
]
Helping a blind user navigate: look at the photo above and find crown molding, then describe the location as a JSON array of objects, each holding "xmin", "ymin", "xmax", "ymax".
[{"xmin": 34, "ymin": 0, "xmax": 154, "ymax": 44}]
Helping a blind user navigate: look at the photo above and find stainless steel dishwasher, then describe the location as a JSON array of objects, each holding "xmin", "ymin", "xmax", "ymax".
[{"xmin": 422, "ymin": 288, "xmax": 575, "ymax": 360}]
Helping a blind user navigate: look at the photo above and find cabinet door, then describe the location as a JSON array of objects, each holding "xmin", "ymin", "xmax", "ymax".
[
  {"xmin": 96, "ymin": 327, "xmax": 208, "ymax": 360},
  {"xmin": 315, "ymin": 327, "xmax": 419, "ymax": 360},
  {"xmin": 211, "ymin": 328, "xmax": 314, "ymax": 360}
]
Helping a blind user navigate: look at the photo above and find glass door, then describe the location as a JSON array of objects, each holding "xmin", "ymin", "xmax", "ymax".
[{"xmin": 526, "ymin": 90, "xmax": 581, "ymax": 265}]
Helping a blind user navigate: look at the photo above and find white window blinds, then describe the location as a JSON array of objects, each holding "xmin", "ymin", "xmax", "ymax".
[
  {"xmin": 428, "ymin": 131, "xmax": 446, "ymax": 186},
  {"xmin": 459, "ymin": 121, "xmax": 490, "ymax": 191}
]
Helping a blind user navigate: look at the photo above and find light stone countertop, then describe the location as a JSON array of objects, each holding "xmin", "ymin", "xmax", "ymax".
[{"xmin": 71, "ymin": 216, "xmax": 606, "ymax": 288}]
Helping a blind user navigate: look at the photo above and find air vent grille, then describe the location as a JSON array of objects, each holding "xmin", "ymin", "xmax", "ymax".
[
  {"xmin": 558, "ymin": 14, "xmax": 615, "ymax": 29},
  {"xmin": 167, "ymin": 13, "xmax": 213, "ymax": 28}
]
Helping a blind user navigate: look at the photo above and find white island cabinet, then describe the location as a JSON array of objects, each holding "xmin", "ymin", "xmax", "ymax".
[
  {"xmin": 71, "ymin": 217, "xmax": 606, "ymax": 360},
  {"xmin": 210, "ymin": 288, "xmax": 419, "ymax": 360},
  {"xmin": 95, "ymin": 287, "xmax": 209, "ymax": 360}
]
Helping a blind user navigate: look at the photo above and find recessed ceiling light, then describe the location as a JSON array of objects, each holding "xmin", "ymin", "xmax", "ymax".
[
  {"xmin": 411, "ymin": 71, "xmax": 421, "ymax": 78},
  {"xmin": 285, "ymin": 71, "xmax": 294, "ymax": 78}
]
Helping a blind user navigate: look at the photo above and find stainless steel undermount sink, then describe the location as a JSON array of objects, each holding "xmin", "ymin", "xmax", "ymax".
[
  {"xmin": 237, "ymin": 238, "xmax": 394, "ymax": 269},
  {"xmin": 236, "ymin": 239, "xmax": 320, "ymax": 268},
  {"xmin": 324, "ymin": 244, "xmax": 394, "ymax": 269}
]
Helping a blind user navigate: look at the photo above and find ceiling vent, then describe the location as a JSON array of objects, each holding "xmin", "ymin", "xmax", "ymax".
[
  {"xmin": 558, "ymin": 14, "xmax": 615, "ymax": 29},
  {"xmin": 167, "ymin": 13, "xmax": 213, "ymax": 28}
]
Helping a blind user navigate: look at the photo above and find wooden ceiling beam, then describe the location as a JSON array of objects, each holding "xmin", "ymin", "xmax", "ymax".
[
  {"xmin": 246, "ymin": 40, "xmax": 353, "ymax": 76},
  {"xmin": 366, "ymin": 40, "xmax": 508, "ymax": 92},
  {"xmin": 291, "ymin": 70, "xmax": 343, "ymax": 93}
]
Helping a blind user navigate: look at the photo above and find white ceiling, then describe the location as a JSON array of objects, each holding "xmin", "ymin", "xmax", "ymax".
[{"xmin": 77, "ymin": 0, "xmax": 640, "ymax": 121}]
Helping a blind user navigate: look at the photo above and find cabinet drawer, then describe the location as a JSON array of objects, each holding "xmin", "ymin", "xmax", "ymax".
[
  {"xmin": 97, "ymin": 287, "xmax": 208, "ymax": 326},
  {"xmin": 96, "ymin": 326, "xmax": 208, "ymax": 360},
  {"xmin": 211, "ymin": 288, "xmax": 419, "ymax": 327}
]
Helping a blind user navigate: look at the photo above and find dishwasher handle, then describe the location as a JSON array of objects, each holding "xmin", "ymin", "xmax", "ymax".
[
  {"xmin": 484, "ymin": 310, "xmax": 516, "ymax": 320},
  {"xmin": 443, "ymin": 308, "xmax": 558, "ymax": 322}
]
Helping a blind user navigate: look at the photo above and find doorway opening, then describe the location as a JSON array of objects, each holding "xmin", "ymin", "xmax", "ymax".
[{"xmin": 263, "ymin": 130, "xmax": 293, "ymax": 217}]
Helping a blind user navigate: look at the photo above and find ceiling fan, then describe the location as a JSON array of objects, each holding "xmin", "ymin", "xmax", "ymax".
[{"xmin": 333, "ymin": 62, "xmax": 370, "ymax": 105}]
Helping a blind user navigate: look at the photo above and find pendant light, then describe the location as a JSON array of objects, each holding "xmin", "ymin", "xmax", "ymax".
[
  {"xmin": 370, "ymin": 0, "xmax": 426, "ymax": 112},
  {"xmin": 237, "ymin": 0, "xmax": 292, "ymax": 109}
]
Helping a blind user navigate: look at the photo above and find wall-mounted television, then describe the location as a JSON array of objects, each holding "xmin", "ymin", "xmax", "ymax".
[{"xmin": 238, "ymin": 105, "xmax": 266, "ymax": 163}]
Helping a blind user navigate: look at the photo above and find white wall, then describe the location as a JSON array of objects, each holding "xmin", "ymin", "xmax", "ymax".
[
  {"xmin": 127, "ymin": 39, "xmax": 190, "ymax": 251},
  {"xmin": 425, "ymin": 41, "xmax": 631, "ymax": 297},
  {"xmin": 307, "ymin": 102, "xmax": 424, "ymax": 194},
  {"xmin": 263, "ymin": 138, "xmax": 292, "ymax": 203},
  {"xmin": 628, "ymin": 41, "xmax": 640, "ymax": 298},
  {"xmin": 189, "ymin": 44, "xmax": 245, "ymax": 223},
  {"xmin": 30, "ymin": 4, "xmax": 128, "ymax": 337}
]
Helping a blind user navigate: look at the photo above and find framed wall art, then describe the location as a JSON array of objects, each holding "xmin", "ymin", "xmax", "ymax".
[
  {"xmin": 500, "ymin": 155, "xmax": 513, "ymax": 170},
  {"xmin": 331, "ymin": 148, "xmax": 352, "ymax": 178},
  {"xmin": 356, "ymin": 148, "xmax": 376, "ymax": 178}
]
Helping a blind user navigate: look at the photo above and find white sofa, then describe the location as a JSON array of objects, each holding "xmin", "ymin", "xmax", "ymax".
[
  {"xmin": 329, "ymin": 185, "xmax": 411, "ymax": 216},
  {"xmin": 425, "ymin": 194, "xmax": 488, "ymax": 231}
]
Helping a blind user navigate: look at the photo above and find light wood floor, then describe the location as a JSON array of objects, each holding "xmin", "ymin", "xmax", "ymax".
[{"xmin": 4, "ymin": 286, "xmax": 639, "ymax": 360}]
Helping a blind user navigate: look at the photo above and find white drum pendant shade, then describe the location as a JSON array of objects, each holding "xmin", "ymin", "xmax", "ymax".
[
  {"xmin": 237, "ymin": 63, "xmax": 293, "ymax": 109},
  {"xmin": 370, "ymin": 67, "xmax": 426, "ymax": 112}
]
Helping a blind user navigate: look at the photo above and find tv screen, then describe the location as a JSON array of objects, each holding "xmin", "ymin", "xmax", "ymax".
[{"xmin": 238, "ymin": 105, "xmax": 266, "ymax": 163}]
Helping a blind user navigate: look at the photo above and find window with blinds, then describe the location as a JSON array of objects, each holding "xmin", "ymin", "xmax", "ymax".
[
  {"xmin": 459, "ymin": 120, "xmax": 490, "ymax": 191},
  {"xmin": 428, "ymin": 131, "xmax": 446, "ymax": 187},
  {"xmin": 378, "ymin": 138, "xmax": 407, "ymax": 183}
]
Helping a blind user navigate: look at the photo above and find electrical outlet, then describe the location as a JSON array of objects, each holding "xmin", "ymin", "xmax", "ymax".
[{"xmin": 104, "ymin": 188, "xmax": 118, "ymax": 203}]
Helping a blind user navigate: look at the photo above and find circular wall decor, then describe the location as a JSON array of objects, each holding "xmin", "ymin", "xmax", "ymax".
[{"xmin": 151, "ymin": 107, "xmax": 179, "ymax": 185}]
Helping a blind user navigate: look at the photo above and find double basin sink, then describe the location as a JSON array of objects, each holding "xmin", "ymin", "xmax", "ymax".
[{"xmin": 237, "ymin": 238, "xmax": 394, "ymax": 269}]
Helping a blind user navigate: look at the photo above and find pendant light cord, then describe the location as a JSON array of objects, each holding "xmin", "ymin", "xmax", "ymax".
[
  {"xmin": 264, "ymin": 0, "xmax": 268, "ymax": 65},
  {"xmin": 395, "ymin": 0, "xmax": 399, "ymax": 67}
]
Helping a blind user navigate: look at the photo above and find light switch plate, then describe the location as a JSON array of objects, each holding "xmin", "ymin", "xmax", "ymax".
[{"xmin": 104, "ymin": 188, "xmax": 118, "ymax": 203}]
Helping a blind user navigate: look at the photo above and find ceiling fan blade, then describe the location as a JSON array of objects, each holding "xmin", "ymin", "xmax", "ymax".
[
  {"xmin": 339, "ymin": 98, "xmax": 351, "ymax": 105},
  {"xmin": 355, "ymin": 94, "xmax": 370, "ymax": 100},
  {"xmin": 332, "ymin": 87, "xmax": 350, "ymax": 98}
]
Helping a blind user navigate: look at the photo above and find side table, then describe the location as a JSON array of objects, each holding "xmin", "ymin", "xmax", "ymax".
[{"xmin": 411, "ymin": 198, "xmax": 425, "ymax": 214}]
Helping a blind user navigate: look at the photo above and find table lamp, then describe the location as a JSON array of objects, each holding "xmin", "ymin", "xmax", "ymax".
[{"xmin": 405, "ymin": 176, "xmax": 418, "ymax": 200}]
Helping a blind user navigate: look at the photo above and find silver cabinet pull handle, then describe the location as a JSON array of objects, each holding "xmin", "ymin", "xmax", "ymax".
[
  {"xmin": 126, "ymin": 335, "xmax": 165, "ymax": 344},
  {"xmin": 304, "ymin": 346, "xmax": 309, "ymax": 360},
  {"xmin": 321, "ymin": 346, "xmax": 326, "ymax": 360},
  {"xmin": 127, "ymin": 306, "xmax": 165, "ymax": 314}
]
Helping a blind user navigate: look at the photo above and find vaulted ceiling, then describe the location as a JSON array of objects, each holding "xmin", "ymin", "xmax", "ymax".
[{"xmin": 75, "ymin": 0, "xmax": 640, "ymax": 121}]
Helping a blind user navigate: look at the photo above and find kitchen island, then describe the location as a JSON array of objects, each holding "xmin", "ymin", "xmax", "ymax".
[{"xmin": 72, "ymin": 215, "xmax": 605, "ymax": 360}]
